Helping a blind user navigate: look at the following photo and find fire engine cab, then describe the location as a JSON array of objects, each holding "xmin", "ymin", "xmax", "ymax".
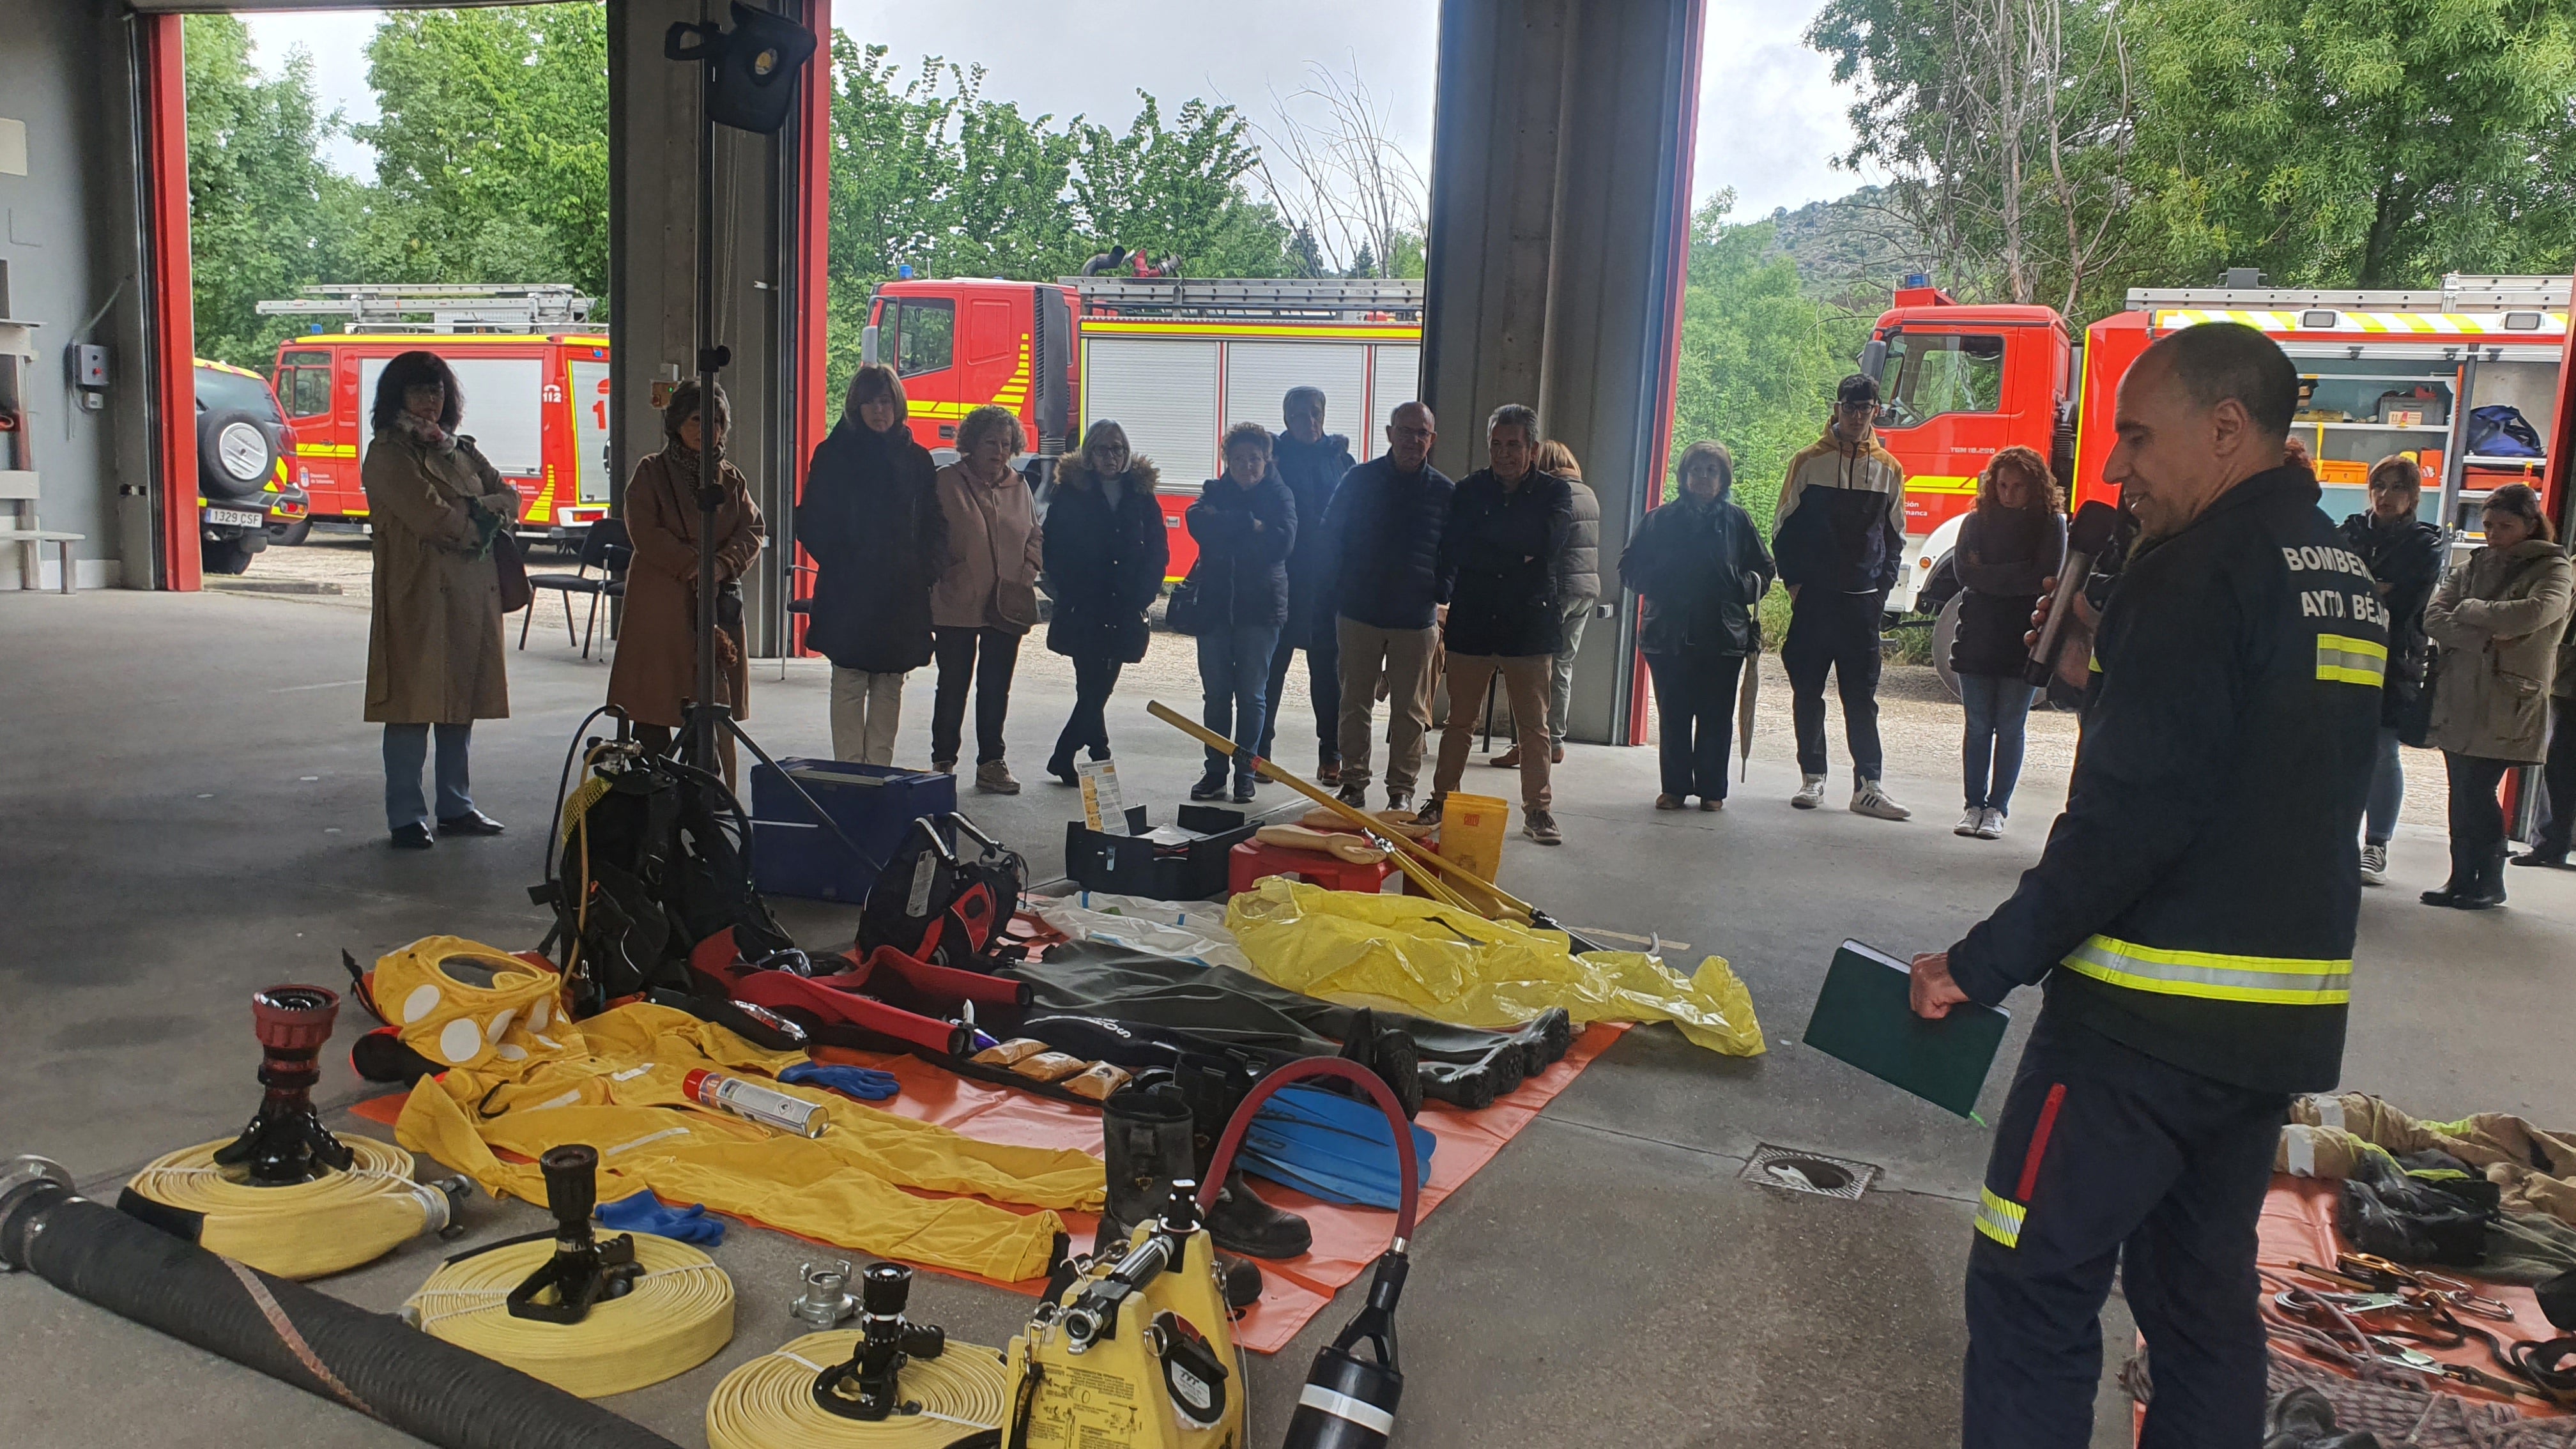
[
  {"xmin": 257, "ymin": 285, "xmax": 617, "ymax": 539},
  {"xmin": 863, "ymin": 275, "xmax": 1423, "ymax": 578},
  {"xmin": 1867, "ymin": 273, "xmax": 2568, "ymax": 614}
]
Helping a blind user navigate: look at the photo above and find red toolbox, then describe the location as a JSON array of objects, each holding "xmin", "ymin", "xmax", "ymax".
[{"xmin": 1227, "ymin": 838, "xmax": 1398, "ymax": 895}]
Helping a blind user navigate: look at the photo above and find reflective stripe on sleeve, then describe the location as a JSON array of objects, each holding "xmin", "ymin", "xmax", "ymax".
[
  {"xmin": 2061, "ymin": 934, "xmax": 2351, "ymax": 1006},
  {"xmin": 2317, "ymin": 634, "xmax": 2387, "ymax": 687},
  {"xmin": 1975, "ymin": 1187, "xmax": 2025, "ymax": 1248}
]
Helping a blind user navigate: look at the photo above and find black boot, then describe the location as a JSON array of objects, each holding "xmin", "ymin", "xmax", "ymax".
[
  {"xmin": 1334, "ymin": 1009, "xmax": 1424, "ymax": 1119},
  {"xmin": 2421, "ymin": 838, "xmax": 2478, "ymax": 907},
  {"xmin": 2457, "ymin": 843, "xmax": 2510, "ymax": 909},
  {"xmin": 1096, "ymin": 1083, "xmax": 1268, "ymax": 1308},
  {"xmin": 1206, "ymin": 1168, "xmax": 1312, "ymax": 1259}
]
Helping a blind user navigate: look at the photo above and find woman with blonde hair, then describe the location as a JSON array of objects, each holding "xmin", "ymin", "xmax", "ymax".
[
  {"xmin": 1948, "ymin": 445, "xmax": 2064, "ymax": 839},
  {"xmin": 1039, "ymin": 420, "xmax": 1167, "ymax": 781},
  {"xmin": 928, "ymin": 404, "xmax": 1043, "ymax": 792},
  {"xmin": 796, "ymin": 364, "xmax": 946, "ymax": 765}
]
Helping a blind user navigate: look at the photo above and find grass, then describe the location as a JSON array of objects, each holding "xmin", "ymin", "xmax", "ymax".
[{"xmin": 1753, "ymin": 583, "xmax": 1938, "ymax": 667}]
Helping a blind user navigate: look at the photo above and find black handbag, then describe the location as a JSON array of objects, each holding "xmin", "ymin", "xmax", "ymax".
[
  {"xmin": 1164, "ymin": 567, "xmax": 1204, "ymax": 636},
  {"xmin": 493, "ymin": 529, "xmax": 532, "ymax": 614},
  {"xmin": 2398, "ymin": 643, "xmax": 2440, "ymax": 749}
]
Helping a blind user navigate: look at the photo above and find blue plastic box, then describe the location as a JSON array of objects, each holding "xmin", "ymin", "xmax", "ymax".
[{"xmin": 749, "ymin": 758, "xmax": 956, "ymax": 902}]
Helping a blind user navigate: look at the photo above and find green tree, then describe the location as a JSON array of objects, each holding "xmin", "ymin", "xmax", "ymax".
[
  {"xmin": 181, "ymin": 14, "xmax": 360, "ymax": 369},
  {"xmin": 356, "ymin": 5, "xmax": 611, "ymax": 300},
  {"xmin": 1668, "ymin": 193, "xmax": 1869, "ymax": 526},
  {"xmin": 2129, "ymin": 0, "xmax": 2576, "ymax": 287}
]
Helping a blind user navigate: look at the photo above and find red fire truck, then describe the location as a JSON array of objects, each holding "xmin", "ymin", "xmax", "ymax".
[
  {"xmin": 862, "ymin": 275, "xmax": 1423, "ymax": 578},
  {"xmin": 1870, "ymin": 273, "xmax": 2569, "ymax": 613},
  {"xmin": 257, "ymin": 286, "xmax": 617, "ymax": 538}
]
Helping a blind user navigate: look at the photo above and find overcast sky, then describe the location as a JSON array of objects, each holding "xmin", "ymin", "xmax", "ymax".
[{"xmin": 243, "ymin": 1, "xmax": 1861, "ymax": 220}]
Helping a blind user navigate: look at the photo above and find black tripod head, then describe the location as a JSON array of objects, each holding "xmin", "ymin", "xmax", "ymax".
[{"xmin": 505, "ymin": 1145, "xmax": 641, "ymax": 1324}]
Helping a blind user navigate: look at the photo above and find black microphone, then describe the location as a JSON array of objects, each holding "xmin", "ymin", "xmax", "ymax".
[{"xmin": 2024, "ymin": 500, "xmax": 2122, "ymax": 687}]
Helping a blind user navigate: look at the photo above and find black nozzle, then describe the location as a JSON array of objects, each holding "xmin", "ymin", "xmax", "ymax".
[
  {"xmin": 539, "ymin": 1146, "xmax": 601, "ymax": 1232},
  {"xmin": 813, "ymin": 1261, "xmax": 947, "ymax": 1420},
  {"xmin": 860, "ymin": 1261, "xmax": 911, "ymax": 1317},
  {"xmin": 505, "ymin": 1144, "xmax": 638, "ymax": 1324}
]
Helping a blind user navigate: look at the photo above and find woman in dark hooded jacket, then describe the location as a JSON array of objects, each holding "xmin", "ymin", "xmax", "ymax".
[
  {"xmin": 795, "ymin": 364, "xmax": 947, "ymax": 765},
  {"xmin": 1185, "ymin": 422, "xmax": 1297, "ymax": 801},
  {"xmin": 1620, "ymin": 441, "xmax": 1774, "ymax": 809},
  {"xmin": 1040, "ymin": 421, "xmax": 1169, "ymax": 783},
  {"xmin": 1947, "ymin": 445, "xmax": 2065, "ymax": 839}
]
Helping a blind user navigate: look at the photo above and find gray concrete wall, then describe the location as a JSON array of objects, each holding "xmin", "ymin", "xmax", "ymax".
[
  {"xmin": 607, "ymin": 0, "xmax": 801, "ymax": 655},
  {"xmin": 0, "ymin": 0, "xmax": 157, "ymax": 590},
  {"xmin": 1423, "ymin": 0, "xmax": 1701, "ymax": 742}
]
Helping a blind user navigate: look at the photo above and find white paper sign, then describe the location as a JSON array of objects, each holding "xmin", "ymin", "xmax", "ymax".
[{"xmin": 1077, "ymin": 758, "xmax": 1126, "ymax": 835}]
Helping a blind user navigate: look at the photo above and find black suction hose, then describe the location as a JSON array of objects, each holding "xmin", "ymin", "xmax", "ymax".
[{"xmin": 0, "ymin": 1160, "xmax": 680, "ymax": 1449}]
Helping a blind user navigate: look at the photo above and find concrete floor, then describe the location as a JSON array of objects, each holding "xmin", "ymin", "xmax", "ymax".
[{"xmin": 4, "ymin": 588, "xmax": 2571, "ymax": 1449}]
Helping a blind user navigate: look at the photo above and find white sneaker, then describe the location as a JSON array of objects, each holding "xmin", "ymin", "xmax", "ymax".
[
  {"xmin": 1791, "ymin": 775, "xmax": 1827, "ymax": 809},
  {"xmin": 1851, "ymin": 781, "xmax": 1912, "ymax": 822},
  {"xmin": 1976, "ymin": 808, "xmax": 2006, "ymax": 839},
  {"xmin": 2360, "ymin": 842, "xmax": 2388, "ymax": 884},
  {"xmin": 1955, "ymin": 810, "xmax": 1984, "ymax": 838}
]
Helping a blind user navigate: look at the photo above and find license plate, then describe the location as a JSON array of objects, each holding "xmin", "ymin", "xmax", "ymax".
[{"xmin": 206, "ymin": 508, "xmax": 264, "ymax": 528}]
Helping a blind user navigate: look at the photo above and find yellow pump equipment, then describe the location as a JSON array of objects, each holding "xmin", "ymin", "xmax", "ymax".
[{"xmin": 999, "ymin": 1056, "xmax": 1422, "ymax": 1449}]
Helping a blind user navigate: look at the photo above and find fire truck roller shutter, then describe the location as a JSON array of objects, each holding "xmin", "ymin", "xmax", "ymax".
[
  {"xmin": 1084, "ymin": 337, "xmax": 1221, "ymax": 484},
  {"xmin": 1222, "ymin": 341, "xmax": 1368, "ymax": 448},
  {"xmin": 1368, "ymin": 345, "xmax": 1422, "ymax": 463},
  {"xmin": 356, "ymin": 355, "xmax": 546, "ymax": 479}
]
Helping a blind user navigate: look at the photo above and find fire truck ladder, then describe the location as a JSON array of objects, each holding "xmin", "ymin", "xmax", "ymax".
[
  {"xmin": 1062, "ymin": 276, "xmax": 1423, "ymax": 323},
  {"xmin": 2127, "ymin": 273, "xmax": 2570, "ymax": 316},
  {"xmin": 256, "ymin": 284, "xmax": 598, "ymax": 334}
]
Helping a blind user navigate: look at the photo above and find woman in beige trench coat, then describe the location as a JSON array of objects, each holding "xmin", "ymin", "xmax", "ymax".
[
  {"xmin": 2419, "ymin": 483, "xmax": 2573, "ymax": 909},
  {"xmin": 364, "ymin": 351, "xmax": 523, "ymax": 850},
  {"xmin": 606, "ymin": 379, "xmax": 765, "ymax": 785}
]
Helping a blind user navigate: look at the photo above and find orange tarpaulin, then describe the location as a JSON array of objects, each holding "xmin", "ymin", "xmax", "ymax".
[{"xmin": 357, "ymin": 1021, "xmax": 1624, "ymax": 1353}]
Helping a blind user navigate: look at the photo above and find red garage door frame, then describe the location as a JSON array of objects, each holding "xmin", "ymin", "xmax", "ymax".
[{"xmin": 140, "ymin": 11, "xmax": 201, "ymax": 592}]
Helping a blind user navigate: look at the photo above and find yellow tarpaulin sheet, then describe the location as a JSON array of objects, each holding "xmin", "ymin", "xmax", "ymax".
[
  {"xmin": 393, "ymin": 990, "xmax": 1100, "ymax": 1283},
  {"xmin": 1225, "ymin": 877, "xmax": 1765, "ymax": 1055}
]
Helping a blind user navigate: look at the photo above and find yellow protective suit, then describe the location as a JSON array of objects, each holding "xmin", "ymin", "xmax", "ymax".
[
  {"xmin": 1223, "ymin": 877, "xmax": 1764, "ymax": 1055},
  {"xmin": 2280, "ymin": 1092, "xmax": 2576, "ymax": 1229},
  {"xmin": 383, "ymin": 953, "xmax": 1102, "ymax": 1283}
]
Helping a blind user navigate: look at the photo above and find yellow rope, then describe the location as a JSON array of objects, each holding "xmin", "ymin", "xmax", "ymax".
[
  {"xmin": 125, "ymin": 1136, "xmax": 444, "ymax": 1280},
  {"xmin": 705, "ymin": 1329, "xmax": 1012, "ymax": 1449},
  {"xmin": 403, "ymin": 1233, "xmax": 734, "ymax": 1398}
]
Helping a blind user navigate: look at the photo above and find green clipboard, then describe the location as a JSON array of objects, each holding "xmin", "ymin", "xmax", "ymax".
[{"xmin": 1802, "ymin": 939, "xmax": 2010, "ymax": 1118}]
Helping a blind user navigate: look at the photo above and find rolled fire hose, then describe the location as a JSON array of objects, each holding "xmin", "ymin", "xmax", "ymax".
[
  {"xmin": 703, "ymin": 1328, "xmax": 1011, "ymax": 1449},
  {"xmin": 405, "ymin": 1232, "xmax": 735, "ymax": 1398},
  {"xmin": 123, "ymin": 1135, "xmax": 450, "ymax": 1279},
  {"xmin": 0, "ymin": 1157, "xmax": 682, "ymax": 1449}
]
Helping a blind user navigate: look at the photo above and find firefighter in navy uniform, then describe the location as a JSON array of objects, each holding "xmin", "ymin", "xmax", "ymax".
[{"xmin": 1908, "ymin": 321, "xmax": 2389, "ymax": 1449}]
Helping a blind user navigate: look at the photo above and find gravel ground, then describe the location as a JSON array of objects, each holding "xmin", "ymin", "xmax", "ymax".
[{"xmin": 224, "ymin": 530, "xmax": 2457, "ymax": 832}]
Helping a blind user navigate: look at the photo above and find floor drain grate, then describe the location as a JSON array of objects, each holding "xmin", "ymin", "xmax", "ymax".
[{"xmin": 1741, "ymin": 1144, "xmax": 1879, "ymax": 1200}]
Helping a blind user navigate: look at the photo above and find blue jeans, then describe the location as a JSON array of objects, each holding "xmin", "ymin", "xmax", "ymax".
[
  {"xmin": 1198, "ymin": 623, "xmax": 1280, "ymax": 780},
  {"xmin": 2365, "ymin": 725, "xmax": 2404, "ymax": 846},
  {"xmin": 384, "ymin": 722, "xmax": 473, "ymax": 832},
  {"xmin": 1959, "ymin": 672, "xmax": 2035, "ymax": 813}
]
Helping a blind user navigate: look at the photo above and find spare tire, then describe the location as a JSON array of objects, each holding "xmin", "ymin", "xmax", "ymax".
[{"xmin": 197, "ymin": 408, "xmax": 275, "ymax": 499}]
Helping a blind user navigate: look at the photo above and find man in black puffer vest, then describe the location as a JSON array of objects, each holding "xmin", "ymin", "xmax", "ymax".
[
  {"xmin": 1910, "ymin": 323, "xmax": 2384, "ymax": 1449},
  {"xmin": 1321, "ymin": 402, "xmax": 1453, "ymax": 811},
  {"xmin": 1257, "ymin": 386, "xmax": 1358, "ymax": 783}
]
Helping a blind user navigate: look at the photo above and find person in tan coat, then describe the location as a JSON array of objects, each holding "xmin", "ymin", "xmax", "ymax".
[
  {"xmin": 928, "ymin": 404, "xmax": 1043, "ymax": 793},
  {"xmin": 2419, "ymin": 484, "xmax": 2573, "ymax": 908},
  {"xmin": 606, "ymin": 379, "xmax": 766, "ymax": 785},
  {"xmin": 362, "ymin": 351, "xmax": 523, "ymax": 850}
]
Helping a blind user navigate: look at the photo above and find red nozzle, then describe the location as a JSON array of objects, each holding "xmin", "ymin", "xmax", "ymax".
[{"xmin": 251, "ymin": 985, "xmax": 341, "ymax": 1055}]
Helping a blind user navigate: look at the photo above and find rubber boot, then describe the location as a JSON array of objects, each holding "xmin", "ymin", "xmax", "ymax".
[
  {"xmin": 1333, "ymin": 1008, "xmax": 1424, "ymax": 1119},
  {"xmin": 1095, "ymin": 1084, "xmax": 1267, "ymax": 1309},
  {"xmin": 2421, "ymin": 837, "xmax": 2477, "ymax": 907},
  {"xmin": 2457, "ymin": 843, "xmax": 2510, "ymax": 909}
]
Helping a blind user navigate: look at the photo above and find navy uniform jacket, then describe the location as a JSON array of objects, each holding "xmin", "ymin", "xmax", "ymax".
[{"xmin": 1947, "ymin": 466, "xmax": 2387, "ymax": 1093}]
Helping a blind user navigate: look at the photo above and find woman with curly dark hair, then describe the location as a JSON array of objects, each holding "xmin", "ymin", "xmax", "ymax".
[
  {"xmin": 1949, "ymin": 445, "xmax": 2064, "ymax": 840},
  {"xmin": 361, "ymin": 350, "xmax": 523, "ymax": 850}
]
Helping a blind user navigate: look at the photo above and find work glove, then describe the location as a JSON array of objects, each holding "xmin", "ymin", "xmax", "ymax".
[
  {"xmin": 597, "ymin": 1193, "xmax": 726, "ymax": 1246},
  {"xmin": 780, "ymin": 1061, "xmax": 901, "ymax": 1103}
]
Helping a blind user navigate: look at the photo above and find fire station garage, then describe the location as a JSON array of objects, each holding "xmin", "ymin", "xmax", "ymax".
[{"xmin": 3, "ymin": 2, "xmax": 2574, "ymax": 1448}]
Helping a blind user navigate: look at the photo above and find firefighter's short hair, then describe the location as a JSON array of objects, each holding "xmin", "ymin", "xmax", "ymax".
[
  {"xmin": 2146, "ymin": 321, "xmax": 2298, "ymax": 438},
  {"xmin": 956, "ymin": 404, "xmax": 1025, "ymax": 459},
  {"xmin": 1222, "ymin": 420, "xmax": 1275, "ymax": 459},
  {"xmin": 846, "ymin": 364, "xmax": 905, "ymax": 424}
]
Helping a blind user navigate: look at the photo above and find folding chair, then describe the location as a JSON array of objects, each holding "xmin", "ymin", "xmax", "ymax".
[{"xmin": 519, "ymin": 518, "xmax": 629, "ymax": 658}]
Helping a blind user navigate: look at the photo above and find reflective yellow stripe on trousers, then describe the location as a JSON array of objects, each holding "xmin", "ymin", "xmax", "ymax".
[
  {"xmin": 1975, "ymin": 1188, "xmax": 2025, "ymax": 1248},
  {"xmin": 2317, "ymin": 634, "xmax": 2387, "ymax": 687},
  {"xmin": 2062, "ymin": 935, "xmax": 2351, "ymax": 1006}
]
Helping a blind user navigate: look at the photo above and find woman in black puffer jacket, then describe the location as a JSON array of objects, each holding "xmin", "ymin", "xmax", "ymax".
[
  {"xmin": 795, "ymin": 365, "xmax": 947, "ymax": 765},
  {"xmin": 1184, "ymin": 422, "xmax": 1297, "ymax": 801},
  {"xmin": 1039, "ymin": 422, "xmax": 1169, "ymax": 784},
  {"xmin": 1620, "ymin": 441, "xmax": 1775, "ymax": 809},
  {"xmin": 1948, "ymin": 446, "xmax": 2065, "ymax": 840}
]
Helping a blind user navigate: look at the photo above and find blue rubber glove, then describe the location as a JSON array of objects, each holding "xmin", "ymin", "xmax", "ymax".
[
  {"xmin": 779, "ymin": 1062, "xmax": 901, "ymax": 1102},
  {"xmin": 597, "ymin": 1193, "xmax": 726, "ymax": 1246}
]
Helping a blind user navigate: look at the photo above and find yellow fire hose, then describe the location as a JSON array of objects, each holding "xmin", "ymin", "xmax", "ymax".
[
  {"xmin": 123, "ymin": 1135, "xmax": 450, "ymax": 1280},
  {"xmin": 403, "ymin": 1233, "xmax": 734, "ymax": 1397},
  {"xmin": 704, "ymin": 1328, "xmax": 1011, "ymax": 1449},
  {"xmin": 1147, "ymin": 698, "xmax": 1538, "ymax": 921}
]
